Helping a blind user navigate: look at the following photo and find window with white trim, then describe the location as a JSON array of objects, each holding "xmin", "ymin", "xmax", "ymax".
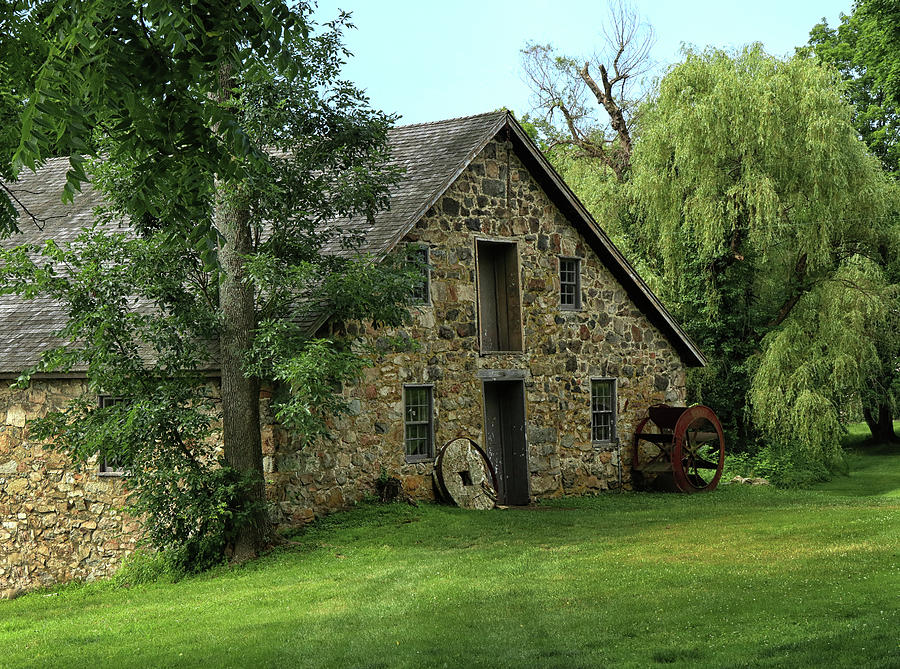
[
  {"xmin": 404, "ymin": 385, "xmax": 434, "ymax": 463},
  {"xmin": 591, "ymin": 379, "xmax": 616, "ymax": 443},
  {"xmin": 559, "ymin": 257, "xmax": 581, "ymax": 309}
]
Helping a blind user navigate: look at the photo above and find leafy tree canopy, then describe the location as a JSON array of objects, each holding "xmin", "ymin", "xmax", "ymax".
[
  {"xmin": 804, "ymin": 0, "xmax": 900, "ymax": 174},
  {"xmin": 629, "ymin": 45, "xmax": 898, "ymax": 463},
  {"xmin": 2, "ymin": 1, "xmax": 418, "ymax": 567}
]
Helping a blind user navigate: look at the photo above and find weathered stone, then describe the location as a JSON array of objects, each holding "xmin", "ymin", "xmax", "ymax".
[
  {"xmin": 5, "ymin": 478, "xmax": 27, "ymax": 496},
  {"xmin": 528, "ymin": 427, "xmax": 557, "ymax": 444},
  {"xmin": 482, "ymin": 179, "xmax": 505, "ymax": 196},
  {"xmin": 5, "ymin": 407, "xmax": 25, "ymax": 428},
  {"xmin": 442, "ymin": 198, "xmax": 460, "ymax": 216}
]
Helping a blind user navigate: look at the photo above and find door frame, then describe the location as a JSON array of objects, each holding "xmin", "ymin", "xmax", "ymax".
[{"xmin": 479, "ymin": 373, "xmax": 530, "ymax": 505}]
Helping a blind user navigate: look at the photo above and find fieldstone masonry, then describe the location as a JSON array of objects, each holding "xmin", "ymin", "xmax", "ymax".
[
  {"xmin": 267, "ymin": 137, "xmax": 686, "ymax": 514},
  {"xmin": 0, "ymin": 380, "xmax": 138, "ymax": 594},
  {"xmin": 1, "ymin": 136, "xmax": 687, "ymax": 592}
]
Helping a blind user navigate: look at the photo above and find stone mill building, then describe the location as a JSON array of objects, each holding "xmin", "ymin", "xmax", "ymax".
[{"xmin": 0, "ymin": 110, "xmax": 705, "ymax": 591}]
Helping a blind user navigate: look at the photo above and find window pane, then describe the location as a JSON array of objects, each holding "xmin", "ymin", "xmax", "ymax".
[
  {"xmin": 560, "ymin": 258, "xmax": 579, "ymax": 307},
  {"xmin": 591, "ymin": 380, "xmax": 615, "ymax": 442},
  {"xmin": 404, "ymin": 386, "xmax": 433, "ymax": 459},
  {"xmin": 405, "ymin": 387, "xmax": 427, "ymax": 422},
  {"xmin": 592, "ymin": 414, "xmax": 611, "ymax": 442},
  {"xmin": 592, "ymin": 381, "xmax": 612, "ymax": 412}
]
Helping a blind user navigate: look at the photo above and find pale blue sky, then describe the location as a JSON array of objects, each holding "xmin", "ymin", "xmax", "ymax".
[{"xmin": 315, "ymin": 0, "xmax": 852, "ymax": 125}]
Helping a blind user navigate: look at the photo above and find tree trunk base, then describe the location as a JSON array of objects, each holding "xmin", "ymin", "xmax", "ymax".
[{"xmin": 863, "ymin": 405, "xmax": 899, "ymax": 443}]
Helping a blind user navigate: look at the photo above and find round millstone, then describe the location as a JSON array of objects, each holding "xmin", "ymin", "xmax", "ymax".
[{"xmin": 434, "ymin": 437, "xmax": 497, "ymax": 510}]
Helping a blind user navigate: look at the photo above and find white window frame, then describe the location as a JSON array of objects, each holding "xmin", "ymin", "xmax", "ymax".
[
  {"xmin": 559, "ymin": 256, "xmax": 582, "ymax": 310},
  {"xmin": 403, "ymin": 384, "xmax": 434, "ymax": 463},
  {"xmin": 590, "ymin": 378, "xmax": 617, "ymax": 444}
]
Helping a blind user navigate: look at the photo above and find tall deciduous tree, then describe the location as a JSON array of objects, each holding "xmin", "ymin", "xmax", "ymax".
[
  {"xmin": 520, "ymin": 0, "xmax": 652, "ymax": 182},
  {"xmin": 805, "ymin": 0, "xmax": 900, "ymax": 174},
  {"xmin": 4, "ymin": 1, "xmax": 412, "ymax": 564},
  {"xmin": 629, "ymin": 45, "xmax": 898, "ymax": 463},
  {"xmin": 804, "ymin": 0, "xmax": 900, "ymax": 442}
]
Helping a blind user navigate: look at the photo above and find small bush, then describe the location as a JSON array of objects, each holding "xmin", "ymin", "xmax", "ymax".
[
  {"xmin": 725, "ymin": 445, "xmax": 838, "ymax": 488},
  {"xmin": 113, "ymin": 549, "xmax": 178, "ymax": 587},
  {"xmin": 133, "ymin": 464, "xmax": 263, "ymax": 574}
]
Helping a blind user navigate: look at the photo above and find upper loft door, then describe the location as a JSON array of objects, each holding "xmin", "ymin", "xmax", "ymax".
[
  {"xmin": 476, "ymin": 240, "xmax": 523, "ymax": 352},
  {"xmin": 483, "ymin": 380, "xmax": 529, "ymax": 505}
]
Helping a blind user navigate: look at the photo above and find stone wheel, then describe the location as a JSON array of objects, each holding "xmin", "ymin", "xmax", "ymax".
[
  {"xmin": 434, "ymin": 437, "xmax": 498, "ymax": 510},
  {"xmin": 672, "ymin": 405, "xmax": 725, "ymax": 493}
]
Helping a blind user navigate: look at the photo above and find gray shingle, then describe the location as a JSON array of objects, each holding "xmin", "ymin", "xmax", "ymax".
[
  {"xmin": 0, "ymin": 110, "xmax": 705, "ymax": 374},
  {"xmin": 0, "ymin": 112, "xmax": 507, "ymax": 375}
]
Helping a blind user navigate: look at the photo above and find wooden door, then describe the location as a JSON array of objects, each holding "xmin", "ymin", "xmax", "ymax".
[
  {"xmin": 476, "ymin": 240, "xmax": 523, "ymax": 352},
  {"xmin": 483, "ymin": 380, "xmax": 529, "ymax": 505}
]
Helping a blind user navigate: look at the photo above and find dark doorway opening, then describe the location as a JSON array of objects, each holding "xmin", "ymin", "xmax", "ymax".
[
  {"xmin": 476, "ymin": 240, "xmax": 523, "ymax": 352},
  {"xmin": 482, "ymin": 380, "xmax": 529, "ymax": 505}
]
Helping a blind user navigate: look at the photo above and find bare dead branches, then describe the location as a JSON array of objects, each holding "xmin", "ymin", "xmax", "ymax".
[
  {"xmin": 1, "ymin": 180, "xmax": 47, "ymax": 231},
  {"xmin": 521, "ymin": 0, "xmax": 654, "ymax": 181}
]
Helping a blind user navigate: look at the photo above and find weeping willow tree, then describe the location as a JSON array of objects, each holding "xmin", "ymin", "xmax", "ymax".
[{"xmin": 629, "ymin": 45, "xmax": 899, "ymax": 464}]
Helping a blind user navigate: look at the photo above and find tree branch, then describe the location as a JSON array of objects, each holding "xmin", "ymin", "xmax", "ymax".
[{"xmin": 768, "ymin": 253, "xmax": 808, "ymax": 327}]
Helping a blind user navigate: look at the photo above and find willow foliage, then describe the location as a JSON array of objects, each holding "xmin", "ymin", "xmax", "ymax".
[
  {"xmin": 632, "ymin": 45, "xmax": 891, "ymax": 291},
  {"xmin": 750, "ymin": 258, "xmax": 897, "ymax": 462},
  {"xmin": 629, "ymin": 45, "xmax": 898, "ymax": 462}
]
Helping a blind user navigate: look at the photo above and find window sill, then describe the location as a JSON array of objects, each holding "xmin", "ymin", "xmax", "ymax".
[
  {"xmin": 479, "ymin": 350, "xmax": 526, "ymax": 356},
  {"xmin": 405, "ymin": 455, "xmax": 434, "ymax": 465},
  {"xmin": 592, "ymin": 440, "xmax": 619, "ymax": 449},
  {"xmin": 97, "ymin": 471, "xmax": 127, "ymax": 478},
  {"xmin": 559, "ymin": 305, "xmax": 582, "ymax": 312}
]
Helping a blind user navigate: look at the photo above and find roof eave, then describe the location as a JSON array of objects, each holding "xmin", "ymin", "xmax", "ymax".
[{"xmin": 501, "ymin": 114, "xmax": 707, "ymax": 368}]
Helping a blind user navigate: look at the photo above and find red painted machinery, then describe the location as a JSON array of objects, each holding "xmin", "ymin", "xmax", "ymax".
[{"xmin": 632, "ymin": 404, "xmax": 725, "ymax": 492}]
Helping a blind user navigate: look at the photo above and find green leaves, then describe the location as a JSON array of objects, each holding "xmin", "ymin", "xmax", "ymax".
[
  {"xmin": 3, "ymin": 0, "xmax": 404, "ymax": 569},
  {"xmin": 627, "ymin": 45, "xmax": 899, "ymax": 461},
  {"xmin": 8, "ymin": 0, "xmax": 315, "ymax": 229},
  {"xmin": 806, "ymin": 0, "xmax": 900, "ymax": 174},
  {"xmin": 750, "ymin": 256, "xmax": 898, "ymax": 462}
]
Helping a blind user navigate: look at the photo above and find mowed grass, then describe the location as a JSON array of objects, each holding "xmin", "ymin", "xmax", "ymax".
[
  {"xmin": 2, "ymin": 435, "xmax": 898, "ymax": 668},
  {"xmin": 814, "ymin": 421, "xmax": 900, "ymax": 498}
]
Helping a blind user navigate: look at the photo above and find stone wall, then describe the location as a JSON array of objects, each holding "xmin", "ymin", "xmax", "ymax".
[
  {"xmin": 0, "ymin": 136, "xmax": 690, "ymax": 592},
  {"xmin": 0, "ymin": 380, "xmax": 139, "ymax": 594},
  {"xmin": 266, "ymin": 137, "xmax": 687, "ymax": 517}
]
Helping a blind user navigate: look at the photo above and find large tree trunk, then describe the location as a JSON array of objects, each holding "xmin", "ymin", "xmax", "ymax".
[
  {"xmin": 215, "ymin": 63, "xmax": 267, "ymax": 561},
  {"xmin": 218, "ymin": 190, "xmax": 268, "ymax": 560},
  {"xmin": 863, "ymin": 404, "xmax": 898, "ymax": 443}
]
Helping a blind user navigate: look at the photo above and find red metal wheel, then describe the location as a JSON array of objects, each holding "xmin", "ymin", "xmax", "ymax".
[{"xmin": 672, "ymin": 405, "xmax": 725, "ymax": 492}]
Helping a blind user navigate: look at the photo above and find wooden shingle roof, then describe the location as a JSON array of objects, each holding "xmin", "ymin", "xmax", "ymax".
[
  {"xmin": 0, "ymin": 110, "xmax": 704, "ymax": 374},
  {"xmin": 340, "ymin": 111, "xmax": 509, "ymax": 255}
]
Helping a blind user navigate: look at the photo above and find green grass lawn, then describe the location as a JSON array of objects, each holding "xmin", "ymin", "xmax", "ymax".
[
  {"xmin": 812, "ymin": 421, "xmax": 900, "ymax": 498},
  {"xmin": 2, "ymin": 435, "xmax": 898, "ymax": 668}
]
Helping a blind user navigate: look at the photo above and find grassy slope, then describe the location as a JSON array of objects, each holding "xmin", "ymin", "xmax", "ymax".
[
  {"xmin": 813, "ymin": 421, "xmax": 900, "ymax": 497},
  {"xmin": 2, "ymin": 437, "xmax": 898, "ymax": 668}
]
